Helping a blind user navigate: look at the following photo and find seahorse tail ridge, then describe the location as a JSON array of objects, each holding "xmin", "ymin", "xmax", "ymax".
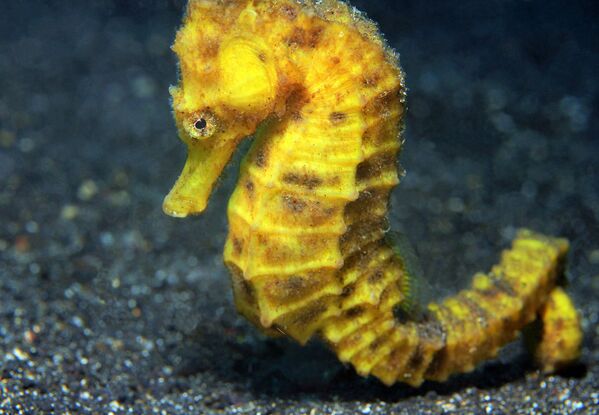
[
  {"xmin": 165, "ymin": 0, "xmax": 582, "ymax": 387},
  {"xmin": 321, "ymin": 229, "xmax": 570, "ymax": 386}
]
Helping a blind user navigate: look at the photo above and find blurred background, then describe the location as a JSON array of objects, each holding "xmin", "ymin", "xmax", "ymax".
[{"xmin": 1, "ymin": 1, "xmax": 597, "ymax": 413}]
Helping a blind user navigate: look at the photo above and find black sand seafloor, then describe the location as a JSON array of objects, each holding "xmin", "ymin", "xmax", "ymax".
[{"xmin": 1, "ymin": 1, "xmax": 597, "ymax": 414}]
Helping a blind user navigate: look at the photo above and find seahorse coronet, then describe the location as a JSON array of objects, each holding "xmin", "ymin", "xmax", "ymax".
[{"xmin": 163, "ymin": 0, "xmax": 582, "ymax": 387}]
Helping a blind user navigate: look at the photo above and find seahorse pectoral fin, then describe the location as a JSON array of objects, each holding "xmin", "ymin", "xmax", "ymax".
[{"xmin": 163, "ymin": 140, "xmax": 237, "ymax": 217}]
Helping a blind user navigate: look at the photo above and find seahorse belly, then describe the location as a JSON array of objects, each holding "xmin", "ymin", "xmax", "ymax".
[{"xmin": 224, "ymin": 16, "xmax": 404, "ymax": 343}]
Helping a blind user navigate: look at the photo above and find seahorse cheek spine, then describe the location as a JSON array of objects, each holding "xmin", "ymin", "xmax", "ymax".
[{"xmin": 164, "ymin": 0, "xmax": 582, "ymax": 387}]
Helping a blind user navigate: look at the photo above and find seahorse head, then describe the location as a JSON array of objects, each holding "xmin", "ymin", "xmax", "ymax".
[{"xmin": 163, "ymin": 0, "xmax": 281, "ymax": 217}]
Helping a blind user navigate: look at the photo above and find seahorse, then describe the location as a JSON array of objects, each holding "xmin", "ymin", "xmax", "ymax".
[{"xmin": 162, "ymin": 0, "xmax": 582, "ymax": 386}]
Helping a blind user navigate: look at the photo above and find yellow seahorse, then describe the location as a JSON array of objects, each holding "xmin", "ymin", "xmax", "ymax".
[{"xmin": 162, "ymin": 0, "xmax": 582, "ymax": 386}]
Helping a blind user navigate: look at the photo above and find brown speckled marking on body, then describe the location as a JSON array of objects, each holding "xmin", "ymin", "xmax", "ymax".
[
  {"xmin": 378, "ymin": 282, "xmax": 397, "ymax": 305},
  {"xmin": 370, "ymin": 333, "xmax": 391, "ymax": 351},
  {"xmin": 232, "ymin": 237, "xmax": 243, "ymax": 255},
  {"xmin": 386, "ymin": 346, "xmax": 406, "ymax": 373},
  {"xmin": 425, "ymin": 345, "xmax": 448, "ymax": 378},
  {"xmin": 345, "ymin": 306, "xmax": 365, "ymax": 318},
  {"xmin": 266, "ymin": 274, "xmax": 324, "ymax": 303},
  {"xmin": 291, "ymin": 302, "xmax": 328, "ymax": 326},
  {"xmin": 313, "ymin": 204, "xmax": 337, "ymax": 223},
  {"xmin": 339, "ymin": 217, "xmax": 388, "ymax": 255},
  {"xmin": 341, "ymin": 283, "xmax": 355, "ymax": 298},
  {"xmin": 231, "ymin": 264, "xmax": 256, "ymax": 304},
  {"xmin": 284, "ymin": 88, "xmax": 309, "ymax": 122},
  {"xmin": 406, "ymin": 344, "xmax": 424, "ymax": 372},
  {"xmin": 282, "ymin": 194, "xmax": 307, "ymax": 213},
  {"xmin": 344, "ymin": 189, "xmax": 389, "ymax": 223},
  {"xmin": 255, "ymin": 147, "xmax": 268, "ymax": 167},
  {"xmin": 339, "ymin": 240, "xmax": 387, "ymax": 275},
  {"xmin": 285, "ymin": 275, "xmax": 309, "ymax": 291},
  {"xmin": 356, "ymin": 153, "xmax": 396, "ymax": 182},
  {"xmin": 282, "ymin": 172, "xmax": 323, "ymax": 189},
  {"xmin": 477, "ymin": 285, "xmax": 503, "ymax": 301},
  {"xmin": 490, "ymin": 273, "xmax": 518, "ymax": 297},
  {"xmin": 362, "ymin": 72, "xmax": 381, "ymax": 88},
  {"xmin": 245, "ymin": 180, "xmax": 255, "ymax": 194},
  {"xmin": 280, "ymin": 3, "xmax": 298, "ymax": 20},
  {"xmin": 200, "ymin": 39, "xmax": 220, "ymax": 58},
  {"xmin": 458, "ymin": 294, "xmax": 490, "ymax": 329},
  {"xmin": 307, "ymin": 26, "xmax": 324, "ymax": 48},
  {"xmin": 329, "ymin": 111, "xmax": 347, "ymax": 124},
  {"xmin": 368, "ymin": 269, "xmax": 385, "ymax": 284},
  {"xmin": 286, "ymin": 26, "xmax": 324, "ymax": 49},
  {"xmin": 363, "ymin": 89, "xmax": 401, "ymax": 115}
]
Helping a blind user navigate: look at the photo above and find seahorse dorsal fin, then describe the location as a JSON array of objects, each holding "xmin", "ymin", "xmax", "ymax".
[{"xmin": 385, "ymin": 230, "xmax": 428, "ymax": 320}]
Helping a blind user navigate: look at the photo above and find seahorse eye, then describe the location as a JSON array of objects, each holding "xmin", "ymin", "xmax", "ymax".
[
  {"xmin": 188, "ymin": 111, "xmax": 217, "ymax": 140},
  {"xmin": 194, "ymin": 118, "xmax": 207, "ymax": 131}
]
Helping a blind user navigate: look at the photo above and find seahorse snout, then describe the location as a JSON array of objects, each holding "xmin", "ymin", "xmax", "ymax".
[
  {"xmin": 163, "ymin": 139, "xmax": 238, "ymax": 217},
  {"xmin": 162, "ymin": 194, "xmax": 204, "ymax": 218}
]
